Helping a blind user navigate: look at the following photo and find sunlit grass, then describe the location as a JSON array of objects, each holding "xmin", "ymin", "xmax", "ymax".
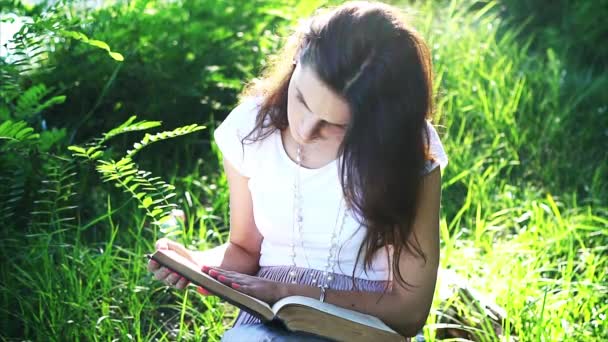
[
  {"xmin": 415, "ymin": 0, "xmax": 607, "ymax": 340},
  {"xmin": 1, "ymin": 0, "xmax": 605, "ymax": 341}
]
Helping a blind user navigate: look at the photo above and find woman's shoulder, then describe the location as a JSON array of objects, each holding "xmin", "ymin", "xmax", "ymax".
[
  {"xmin": 423, "ymin": 120, "xmax": 448, "ymax": 173},
  {"xmin": 222, "ymin": 95, "xmax": 265, "ymax": 131},
  {"xmin": 213, "ymin": 95, "xmax": 271, "ymax": 178}
]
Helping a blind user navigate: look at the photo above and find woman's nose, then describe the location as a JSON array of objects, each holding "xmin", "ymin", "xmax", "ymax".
[{"xmin": 299, "ymin": 117, "xmax": 318, "ymax": 142}]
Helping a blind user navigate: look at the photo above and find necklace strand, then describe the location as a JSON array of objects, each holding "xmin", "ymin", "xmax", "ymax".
[{"xmin": 288, "ymin": 144, "xmax": 348, "ymax": 289}]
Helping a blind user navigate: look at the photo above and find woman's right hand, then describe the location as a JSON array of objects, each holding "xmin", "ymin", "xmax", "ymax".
[{"xmin": 148, "ymin": 236, "xmax": 212, "ymax": 295}]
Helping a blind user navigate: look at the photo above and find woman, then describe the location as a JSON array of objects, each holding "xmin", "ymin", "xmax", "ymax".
[{"xmin": 148, "ymin": 1, "xmax": 447, "ymax": 340}]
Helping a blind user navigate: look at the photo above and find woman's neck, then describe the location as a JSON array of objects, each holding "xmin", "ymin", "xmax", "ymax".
[{"xmin": 281, "ymin": 128, "xmax": 340, "ymax": 169}]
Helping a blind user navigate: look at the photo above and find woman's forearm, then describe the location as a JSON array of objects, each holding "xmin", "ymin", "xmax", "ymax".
[
  {"xmin": 283, "ymin": 283, "xmax": 427, "ymax": 337},
  {"xmin": 192, "ymin": 242, "xmax": 260, "ymax": 275}
]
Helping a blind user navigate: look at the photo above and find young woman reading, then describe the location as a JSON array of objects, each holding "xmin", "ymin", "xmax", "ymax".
[{"xmin": 148, "ymin": 1, "xmax": 448, "ymax": 340}]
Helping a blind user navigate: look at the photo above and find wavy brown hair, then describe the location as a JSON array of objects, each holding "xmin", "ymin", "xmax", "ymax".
[{"xmin": 239, "ymin": 1, "xmax": 436, "ymax": 288}]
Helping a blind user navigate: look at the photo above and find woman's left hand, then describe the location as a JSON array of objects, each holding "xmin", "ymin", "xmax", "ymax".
[{"xmin": 203, "ymin": 266, "xmax": 288, "ymax": 305}]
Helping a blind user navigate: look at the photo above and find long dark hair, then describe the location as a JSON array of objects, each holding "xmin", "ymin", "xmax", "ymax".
[{"xmin": 240, "ymin": 1, "xmax": 436, "ymax": 287}]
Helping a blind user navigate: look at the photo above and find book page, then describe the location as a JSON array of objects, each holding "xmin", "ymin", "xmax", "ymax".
[
  {"xmin": 148, "ymin": 249, "xmax": 275, "ymax": 321},
  {"xmin": 273, "ymin": 295, "xmax": 398, "ymax": 333}
]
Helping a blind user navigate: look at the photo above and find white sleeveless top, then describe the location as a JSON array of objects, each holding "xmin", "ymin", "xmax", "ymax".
[{"xmin": 213, "ymin": 96, "xmax": 448, "ymax": 281}]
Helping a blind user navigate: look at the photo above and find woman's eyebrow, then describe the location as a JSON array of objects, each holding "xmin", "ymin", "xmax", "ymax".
[
  {"xmin": 296, "ymin": 85, "xmax": 348, "ymax": 128},
  {"xmin": 295, "ymin": 85, "xmax": 312, "ymax": 113}
]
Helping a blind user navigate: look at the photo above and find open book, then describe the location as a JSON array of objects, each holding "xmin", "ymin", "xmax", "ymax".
[{"xmin": 147, "ymin": 249, "xmax": 406, "ymax": 342}]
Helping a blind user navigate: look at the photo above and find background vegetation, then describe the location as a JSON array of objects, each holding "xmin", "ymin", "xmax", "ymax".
[{"xmin": 1, "ymin": 0, "xmax": 606, "ymax": 340}]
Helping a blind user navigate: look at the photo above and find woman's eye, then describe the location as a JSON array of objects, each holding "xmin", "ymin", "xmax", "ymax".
[
  {"xmin": 322, "ymin": 122, "xmax": 345, "ymax": 135},
  {"xmin": 322, "ymin": 121, "xmax": 344, "ymax": 129}
]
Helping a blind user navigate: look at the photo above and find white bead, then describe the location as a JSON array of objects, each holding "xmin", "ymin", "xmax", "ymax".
[{"xmin": 290, "ymin": 164, "xmax": 349, "ymax": 284}]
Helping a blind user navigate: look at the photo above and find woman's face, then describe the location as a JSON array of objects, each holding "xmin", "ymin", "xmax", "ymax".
[{"xmin": 286, "ymin": 63, "xmax": 351, "ymax": 150}]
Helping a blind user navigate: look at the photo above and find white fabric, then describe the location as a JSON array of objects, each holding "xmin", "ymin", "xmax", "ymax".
[{"xmin": 213, "ymin": 96, "xmax": 448, "ymax": 281}]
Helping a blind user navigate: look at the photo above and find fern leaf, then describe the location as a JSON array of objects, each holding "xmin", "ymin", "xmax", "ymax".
[
  {"xmin": 0, "ymin": 121, "xmax": 39, "ymax": 146},
  {"xmin": 126, "ymin": 124, "xmax": 206, "ymax": 158},
  {"xmin": 101, "ymin": 116, "xmax": 162, "ymax": 143}
]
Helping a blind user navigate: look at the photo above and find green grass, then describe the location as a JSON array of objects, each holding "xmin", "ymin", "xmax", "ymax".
[{"xmin": 1, "ymin": 0, "xmax": 606, "ymax": 341}]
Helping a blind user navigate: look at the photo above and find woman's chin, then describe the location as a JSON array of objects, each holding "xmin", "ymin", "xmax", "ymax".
[
  {"xmin": 288, "ymin": 126, "xmax": 318, "ymax": 145},
  {"xmin": 290, "ymin": 129, "xmax": 307, "ymax": 145}
]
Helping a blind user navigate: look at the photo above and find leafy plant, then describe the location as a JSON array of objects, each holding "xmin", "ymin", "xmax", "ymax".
[{"xmin": 69, "ymin": 116, "xmax": 205, "ymax": 233}]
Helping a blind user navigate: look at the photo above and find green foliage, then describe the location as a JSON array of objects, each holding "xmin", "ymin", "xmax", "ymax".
[
  {"xmin": 12, "ymin": 84, "xmax": 66, "ymax": 121},
  {"xmin": 497, "ymin": 0, "xmax": 608, "ymax": 69},
  {"xmin": 59, "ymin": 29, "xmax": 125, "ymax": 61},
  {"xmin": 418, "ymin": 0, "xmax": 607, "ymax": 204},
  {"xmin": 0, "ymin": 83, "xmax": 69, "ymax": 152},
  {"xmin": 0, "ymin": 157, "xmax": 26, "ymax": 224},
  {"xmin": 1, "ymin": 0, "xmax": 119, "ymax": 91},
  {"xmin": 0, "ymin": 120, "xmax": 40, "ymax": 144},
  {"xmin": 0, "ymin": 0, "xmax": 606, "ymax": 341},
  {"xmin": 0, "ymin": 82, "xmax": 70, "ymax": 229},
  {"xmin": 27, "ymin": 0, "xmax": 294, "ymax": 152},
  {"xmin": 0, "ymin": 92, "xmax": 80, "ymax": 340},
  {"xmin": 69, "ymin": 116, "xmax": 205, "ymax": 231},
  {"xmin": 412, "ymin": 0, "xmax": 607, "ymax": 340},
  {"xmin": 28, "ymin": 154, "xmax": 79, "ymax": 231},
  {"xmin": 101, "ymin": 115, "xmax": 162, "ymax": 144}
]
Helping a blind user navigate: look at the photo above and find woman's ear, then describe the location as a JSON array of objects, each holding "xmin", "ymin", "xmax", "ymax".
[
  {"xmin": 293, "ymin": 35, "xmax": 311, "ymax": 66},
  {"xmin": 293, "ymin": 47, "xmax": 303, "ymax": 66}
]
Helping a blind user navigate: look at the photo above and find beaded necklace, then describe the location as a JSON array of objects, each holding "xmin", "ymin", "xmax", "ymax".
[{"xmin": 288, "ymin": 143, "xmax": 349, "ymax": 290}]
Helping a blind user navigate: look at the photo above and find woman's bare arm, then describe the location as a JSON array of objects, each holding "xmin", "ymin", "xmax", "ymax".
[
  {"xmin": 281, "ymin": 167, "xmax": 442, "ymax": 337},
  {"xmin": 193, "ymin": 157, "xmax": 263, "ymax": 275}
]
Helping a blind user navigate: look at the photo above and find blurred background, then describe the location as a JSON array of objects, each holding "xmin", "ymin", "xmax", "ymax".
[{"xmin": 1, "ymin": 0, "xmax": 606, "ymax": 340}]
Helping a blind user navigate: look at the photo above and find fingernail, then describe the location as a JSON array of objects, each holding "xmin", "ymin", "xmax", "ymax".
[
  {"xmin": 209, "ymin": 269, "xmax": 218, "ymax": 276},
  {"xmin": 218, "ymin": 275, "xmax": 226, "ymax": 282},
  {"xmin": 231, "ymin": 283, "xmax": 240, "ymax": 289},
  {"xmin": 202, "ymin": 265, "xmax": 210, "ymax": 272}
]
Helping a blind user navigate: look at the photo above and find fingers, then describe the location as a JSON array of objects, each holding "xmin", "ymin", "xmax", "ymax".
[
  {"xmin": 175, "ymin": 277, "xmax": 190, "ymax": 290},
  {"xmin": 154, "ymin": 238, "xmax": 197, "ymax": 265},
  {"xmin": 150, "ymin": 265, "xmax": 191, "ymax": 291},
  {"xmin": 147, "ymin": 259, "xmax": 160, "ymax": 272},
  {"xmin": 207, "ymin": 268, "xmax": 242, "ymax": 288},
  {"xmin": 208, "ymin": 268, "xmax": 235, "ymax": 280},
  {"xmin": 148, "ymin": 241, "xmax": 194, "ymax": 292},
  {"xmin": 149, "ymin": 262, "xmax": 245, "ymax": 295},
  {"xmin": 164, "ymin": 271, "xmax": 181, "ymax": 286},
  {"xmin": 167, "ymin": 240, "xmax": 190, "ymax": 256},
  {"xmin": 197, "ymin": 286, "xmax": 211, "ymax": 295},
  {"xmin": 156, "ymin": 238, "xmax": 188, "ymax": 251},
  {"xmin": 202, "ymin": 267, "xmax": 253, "ymax": 295},
  {"xmin": 155, "ymin": 238, "xmax": 171, "ymax": 250},
  {"xmin": 150, "ymin": 238, "xmax": 196, "ymax": 291},
  {"xmin": 161, "ymin": 269, "xmax": 212, "ymax": 295},
  {"xmin": 154, "ymin": 237, "xmax": 186, "ymax": 252},
  {"xmin": 154, "ymin": 266, "xmax": 173, "ymax": 281},
  {"xmin": 159, "ymin": 269, "xmax": 189, "ymax": 288}
]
